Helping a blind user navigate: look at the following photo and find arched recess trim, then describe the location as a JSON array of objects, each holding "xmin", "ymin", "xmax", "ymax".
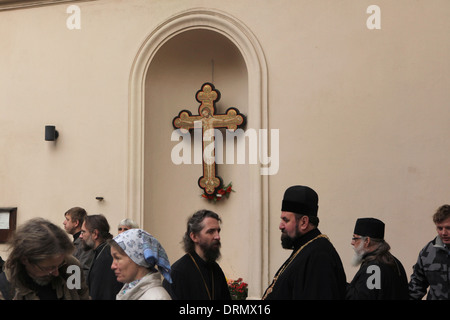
[{"xmin": 127, "ymin": 8, "xmax": 269, "ymax": 296}]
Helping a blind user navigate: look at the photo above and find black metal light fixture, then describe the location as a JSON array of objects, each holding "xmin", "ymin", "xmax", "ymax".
[{"xmin": 45, "ymin": 125, "xmax": 59, "ymax": 141}]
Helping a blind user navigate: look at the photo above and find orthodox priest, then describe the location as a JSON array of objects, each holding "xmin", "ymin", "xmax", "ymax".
[
  {"xmin": 163, "ymin": 210, "xmax": 231, "ymax": 300},
  {"xmin": 262, "ymin": 185, "xmax": 347, "ymax": 300},
  {"xmin": 346, "ymin": 218, "xmax": 408, "ymax": 300}
]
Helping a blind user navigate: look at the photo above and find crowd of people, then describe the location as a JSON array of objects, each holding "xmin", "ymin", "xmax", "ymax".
[{"xmin": 0, "ymin": 185, "xmax": 448, "ymax": 300}]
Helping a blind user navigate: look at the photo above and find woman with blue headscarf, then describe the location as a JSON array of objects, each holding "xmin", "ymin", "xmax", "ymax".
[{"xmin": 109, "ymin": 229, "xmax": 172, "ymax": 300}]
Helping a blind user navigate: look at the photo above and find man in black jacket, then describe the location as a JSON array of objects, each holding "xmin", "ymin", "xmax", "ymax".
[
  {"xmin": 163, "ymin": 210, "xmax": 230, "ymax": 300},
  {"xmin": 80, "ymin": 214, "xmax": 122, "ymax": 300},
  {"xmin": 346, "ymin": 217, "xmax": 408, "ymax": 300},
  {"xmin": 262, "ymin": 185, "xmax": 347, "ymax": 300}
]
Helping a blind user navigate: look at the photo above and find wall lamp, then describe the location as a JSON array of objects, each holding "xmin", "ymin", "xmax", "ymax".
[{"xmin": 45, "ymin": 125, "xmax": 59, "ymax": 141}]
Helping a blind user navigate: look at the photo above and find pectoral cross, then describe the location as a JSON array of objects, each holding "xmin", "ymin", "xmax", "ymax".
[{"xmin": 173, "ymin": 83, "xmax": 246, "ymax": 195}]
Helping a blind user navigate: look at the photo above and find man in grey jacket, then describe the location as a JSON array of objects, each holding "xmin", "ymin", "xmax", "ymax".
[{"xmin": 409, "ymin": 204, "xmax": 450, "ymax": 300}]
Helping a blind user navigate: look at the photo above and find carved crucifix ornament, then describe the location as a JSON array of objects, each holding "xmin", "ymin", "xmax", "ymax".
[{"xmin": 173, "ymin": 83, "xmax": 246, "ymax": 195}]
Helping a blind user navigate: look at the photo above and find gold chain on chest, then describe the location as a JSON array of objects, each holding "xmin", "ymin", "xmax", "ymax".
[{"xmin": 262, "ymin": 234, "xmax": 329, "ymax": 299}]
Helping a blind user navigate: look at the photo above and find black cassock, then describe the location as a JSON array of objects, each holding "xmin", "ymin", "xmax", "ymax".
[
  {"xmin": 346, "ymin": 252, "xmax": 409, "ymax": 300},
  {"xmin": 263, "ymin": 228, "xmax": 347, "ymax": 300},
  {"xmin": 88, "ymin": 242, "xmax": 122, "ymax": 300},
  {"xmin": 163, "ymin": 251, "xmax": 231, "ymax": 300}
]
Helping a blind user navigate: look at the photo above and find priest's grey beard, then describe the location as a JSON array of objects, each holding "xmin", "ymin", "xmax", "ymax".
[
  {"xmin": 82, "ymin": 237, "xmax": 95, "ymax": 251},
  {"xmin": 351, "ymin": 241, "xmax": 366, "ymax": 266}
]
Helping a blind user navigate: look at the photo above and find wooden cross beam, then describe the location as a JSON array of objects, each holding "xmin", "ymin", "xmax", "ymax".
[{"xmin": 173, "ymin": 83, "xmax": 246, "ymax": 195}]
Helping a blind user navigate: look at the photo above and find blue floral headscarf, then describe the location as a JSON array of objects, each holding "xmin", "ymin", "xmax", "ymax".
[{"xmin": 113, "ymin": 229, "xmax": 172, "ymax": 283}]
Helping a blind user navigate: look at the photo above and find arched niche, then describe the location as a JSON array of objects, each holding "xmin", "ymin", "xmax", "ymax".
[{"xmin": 127, "ymin": 8, "xmax": 269, "ymax": 297}]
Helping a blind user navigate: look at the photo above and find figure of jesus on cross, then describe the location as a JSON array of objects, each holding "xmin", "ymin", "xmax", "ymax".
[{"xmin": 173, "ymin": 83, "xmax": 246, "ymax": 195}]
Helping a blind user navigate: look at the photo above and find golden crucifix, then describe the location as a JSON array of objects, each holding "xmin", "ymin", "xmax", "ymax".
[{"xmin": 173, "ymin": 83, "xmax": 246, "ymax": 195}]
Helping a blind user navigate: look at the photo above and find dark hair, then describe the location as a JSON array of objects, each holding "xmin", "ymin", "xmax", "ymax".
[
  {"xmin": 433, "ymin": 204, "xmax": 450, "ymax": 224},
  {"xmin": 362, "ymin": 237, "xmax": 399, "ymax": 271},
  {"xmin": 294, "ymin": 214, "xmax": 319, "ymax": 228},
  {"xmin": 64, "ymin": 207, "xmax": 87, "ymax": 225},
  {"xmin": 84, "ymin": 214, "xmax": 113, "ymax": 240},
  {"xmin": 182, "ymin": 209, "xmax": 221, "ymax": 253},
  {"xmin": 6, "ymin": 218, "xmax": 74, "ymax": 288}
]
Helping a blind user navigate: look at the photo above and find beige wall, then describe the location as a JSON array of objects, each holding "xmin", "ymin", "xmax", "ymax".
[{"xmin": 1, "ymin": 0, "xmax": 449, "ymax": 298}]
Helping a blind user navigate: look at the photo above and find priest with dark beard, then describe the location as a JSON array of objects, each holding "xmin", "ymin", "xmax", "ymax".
[
  {"xmin": 262, "ymin": 185, "xmax": 347, "ymax": 300},
  {"xmin": 163, "ymin": 210, "xmax": 231, "ymax": 300}
]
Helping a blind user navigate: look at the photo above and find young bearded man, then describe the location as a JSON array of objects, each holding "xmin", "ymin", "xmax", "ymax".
[{"xmin": 163, "ymin": 209, "xmax": 231, "ymax": 300}]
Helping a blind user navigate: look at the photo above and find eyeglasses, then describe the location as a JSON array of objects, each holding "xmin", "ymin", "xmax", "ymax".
[
  {"xmin": 118, "ymin": 227, "xmax": 129, "ymax": 232},
  {"xmin": 34, "ymin": 261, "xmax": 67, "ymax": 275},
  {"xmin": 351, "ymin": 237, "xmax": 362, "ymax": 241}
]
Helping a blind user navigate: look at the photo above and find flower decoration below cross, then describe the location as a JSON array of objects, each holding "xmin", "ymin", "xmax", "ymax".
[{"xmin": 201, "ymin": 182, "xmax": 234, "ymax": 203}]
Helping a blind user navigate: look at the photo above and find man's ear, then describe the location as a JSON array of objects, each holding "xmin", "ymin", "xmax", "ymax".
[
  {"xmin": 189, "ymin": 232, "xmax": 198, "ymax": 243},
  {"xmin": 298, "ymin": 215, "xmax": 310, "ymax": 231},
  {"xmin": 364, "ymin": 237, "xmax": 371, "ymax": 248},
  {"xmin": 92, "ymin": 229, "xmax": 99, "ymax": 240}
]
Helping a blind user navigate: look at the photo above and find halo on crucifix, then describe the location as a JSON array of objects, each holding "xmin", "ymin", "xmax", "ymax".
[{"xmin": 172, "ymin": 82, "xmax": 246, "ymax": 198}]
